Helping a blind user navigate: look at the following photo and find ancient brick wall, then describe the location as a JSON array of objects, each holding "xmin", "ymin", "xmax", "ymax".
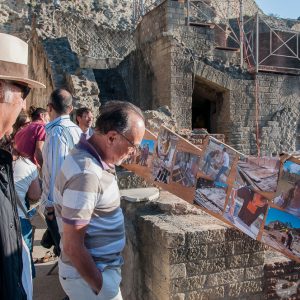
[
  {"xmin": 121, "ymin": 192, "xmax": 300, "ymax": 300},
  {"xmin": 121, "ymin": 192, "xmax": 267, "ymax": 300},
  {"xmin": 264, "ymin": 252, "xmax": 300, "ymax": 299},
  {"xmin": 127, "ymin": 0, "xmax": 300, "ymax": 155}
]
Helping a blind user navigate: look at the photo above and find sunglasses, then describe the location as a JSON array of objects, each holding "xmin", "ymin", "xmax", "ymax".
[{"xmin": 12, "ymin": 82, "xmax": 31, "ymax": 100}]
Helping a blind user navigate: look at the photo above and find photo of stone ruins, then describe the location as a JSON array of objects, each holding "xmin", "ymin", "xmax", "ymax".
[{"xmin": 1, "ymin": 0, "xmax": 300, "ymax": 299}]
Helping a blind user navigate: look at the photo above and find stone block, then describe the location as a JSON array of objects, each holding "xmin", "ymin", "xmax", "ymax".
[
  {"xmin": 207, "ymin": 242, "xmax": 231, "ymax": 258},
  {"xmin": 169, "ymin": 247, "xmax": 189, "ymax": 264},
  {"xmin": 230, "ymin": 239, "xmax": 265, "ymax": 255},
  {"xmin": 172, "ymin": 293, "xmax": 185, "ymax": 300},
  {"xmin": 228, "ymin": 279, "xmax": 263, "ymax": 297},
  {"xmin": 206, "ymin": 269, "xmax": 244, "ymax": 287},
  {"xmin": 186, "ymin": 227, "xmax": 226, "ymax": 246},
  {"xmin": 186, "ymin": 258, "xmax": 226, "ymax": 276},
  {"xmin": 171, "ymin": 275, "xmax": 207, "ymax": 293},
  {"xmin": 245, "ymin": 266, "xmax": 264, "ymax": 280},
  {"xmin": 226, "ymin": 253, "xmax": 250, "ymax": 268},
  {"xmin": 170, "ymin": 263, "xmax": 187, "ymax": 279},
  {"xmin": 186, "ymin": 286, "xmax": 225, "ymax": 300},
  {"xmin": 187, "ymin": 245, "xmax": 209, "ymax": 261}
]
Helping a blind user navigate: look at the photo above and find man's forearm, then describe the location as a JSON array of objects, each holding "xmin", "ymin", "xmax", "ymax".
[{"xmin": 67, "ymin": 244, "xmax": 102, "ymax": 294}]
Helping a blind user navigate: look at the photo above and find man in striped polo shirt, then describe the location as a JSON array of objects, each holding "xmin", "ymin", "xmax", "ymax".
[{"xmin": 54, "ymin": 101, "xmax": 145, "ymax": 300}]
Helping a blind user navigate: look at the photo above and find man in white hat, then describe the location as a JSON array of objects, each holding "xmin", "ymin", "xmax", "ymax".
[{"xmin": 0, "ymin": 33, "xmax": 45, "ymax": 300}]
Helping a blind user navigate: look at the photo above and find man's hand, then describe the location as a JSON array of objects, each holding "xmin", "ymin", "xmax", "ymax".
[
  {"xmin": 45, "ymin": 206, "xmax": 55, "ymax": 220},
  {"xmin": 63, "ymin": 222, "xmax": 103, "ymax": 294}
]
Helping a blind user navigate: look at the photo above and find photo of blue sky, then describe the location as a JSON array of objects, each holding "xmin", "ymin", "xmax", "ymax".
[
  {"xmin": 266, "ymin": 207, "xmax": 300, "ymax": 228},
  {"xmin": 140, "ymin": 139, "xmax": 155, "ymax": 154},
  {"xmin": 283, "ymin": 161, "xmax": 300, "ymax": 175}
]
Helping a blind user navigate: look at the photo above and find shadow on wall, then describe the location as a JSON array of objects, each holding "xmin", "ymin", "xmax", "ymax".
[{"xmin": 93, "ymin": 68, "xmax": 129, "ymax": 104}]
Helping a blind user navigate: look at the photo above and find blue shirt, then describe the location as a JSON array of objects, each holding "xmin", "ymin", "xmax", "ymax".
[{"xmin": 41, "ymin": 115, "xmax": 82, "ymax": 208}]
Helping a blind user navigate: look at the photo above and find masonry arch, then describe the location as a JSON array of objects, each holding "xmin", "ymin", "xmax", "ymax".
[{"xmin": 192, "ymin": 76, "xmax": 228, "ymax": 133}]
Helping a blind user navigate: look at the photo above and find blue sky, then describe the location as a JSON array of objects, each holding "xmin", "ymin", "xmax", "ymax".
[
  {"xmin": 265, "ymin": 207, "xmax": 300, "ymax": 228},
  {"xmin": 140, "ymin": 139, "xmax": 155, "ymax": 153},
  {"xmin": 255, "ymin": 0, "xmax": 300, "ymax": 19}
]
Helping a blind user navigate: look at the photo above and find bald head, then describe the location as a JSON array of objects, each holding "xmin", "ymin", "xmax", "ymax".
[
  {"xmin": 49, "ymin": 88, "xmax": 73, "ymax": 115},
  {"xmin": 95, "ymin": 100, "xmax": 145, "ymax": 135}
]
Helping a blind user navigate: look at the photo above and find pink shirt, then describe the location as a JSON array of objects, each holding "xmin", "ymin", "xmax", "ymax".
[{"xmin": 14, "ymin": 121, "xmax": 46, "ymax": 164}]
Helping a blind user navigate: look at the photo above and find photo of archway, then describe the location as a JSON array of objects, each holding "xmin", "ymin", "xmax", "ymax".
[
  {"xmin": 224, "ymin": 186, "xmax": 268, "ymax": 239},
  {"xmin": 152, "ymin": 127, "xmax": 179, "ymax": 184},
  {"xmin": 195, "ymin": 137, "xmax": 238, "ymax": 215},
  {"xmin": 273, "ymin": 160, "xmax": 300, "ymax": 218},
  {"xmin": 262, "ymin": 207, "xmax": 300, "ymax": 262},
  {"xmin": 235, "ymin": 156, "xmax": 280, "ymax": 192},
  {"xmin": 171, "ymin": 152, "xmax": 200, "ymax": 187}
]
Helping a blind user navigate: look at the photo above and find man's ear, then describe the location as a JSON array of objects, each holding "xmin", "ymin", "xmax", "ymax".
[
  {"xmin": 68, "ymin": 105, "xmax": 73, "ymax": 114},
  {"xmin": 107, "ymin": 130, "xmax": 118, "ymax": 145}
]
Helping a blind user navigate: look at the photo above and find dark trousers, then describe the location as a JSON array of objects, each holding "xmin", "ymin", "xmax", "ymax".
[{"xmin": 45, "ymin": 215, "xmax": 61, "ymax": 256}]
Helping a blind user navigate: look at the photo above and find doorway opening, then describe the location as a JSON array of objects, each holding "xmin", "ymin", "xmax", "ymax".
[{"xmin": 192, "ymin": 77, "xmax": 226, "ymax": 133}]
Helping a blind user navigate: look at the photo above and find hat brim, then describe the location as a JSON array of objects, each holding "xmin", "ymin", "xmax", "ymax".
[{"xmin": 0, "ymin": 75, "xmax": 45, "ymax": 88}]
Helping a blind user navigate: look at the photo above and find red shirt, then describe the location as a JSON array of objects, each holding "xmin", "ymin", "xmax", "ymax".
[{"xmin": 14, "ymin": 121, "xmax": 46, "ymax": 164}]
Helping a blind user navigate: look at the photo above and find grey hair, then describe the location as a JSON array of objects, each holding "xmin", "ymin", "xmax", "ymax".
[
  {"xmin": 95, "ymin": 100, "xmax": 144, "ymax": 134},
  {"xmin": 0, "ymin": 80, "xmax": 16, "ymax": 103}
]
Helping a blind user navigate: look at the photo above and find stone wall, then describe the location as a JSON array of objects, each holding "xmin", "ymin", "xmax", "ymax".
[
  {"xmin": 121, "ymin": 191, "xmax": 300, "ymax": 300},
  {"xmin": 28, "ymin": 29, "xmax": 100, "ymax": 116},
  {"xmin": 121, "ymin": 0, "xmax": 300, "ymax": 155},
  {"xmin": 264, "ymin": 251, "xmax": 300, "ymax": 299},
  {"xmin": 27, "ymin": 29, "xmax": 55, "ymax": 107}
]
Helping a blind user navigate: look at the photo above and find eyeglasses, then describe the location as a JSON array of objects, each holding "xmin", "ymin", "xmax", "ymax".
[
  {"xmin": 10, "ymin": 81, "xmax": 31, "ymax": 100},
  {"xmin": 117, "ymin": 131, "xmax": 140, "ymax": 153}
]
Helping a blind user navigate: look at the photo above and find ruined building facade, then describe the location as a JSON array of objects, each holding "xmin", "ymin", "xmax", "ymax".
[
  {"xmin": 1, "ymin": 0, "xmax": 299, "ymax": 155},
  {"xmin": 1, "ymin": 1, "xmax": 300, "ymax": 299}
]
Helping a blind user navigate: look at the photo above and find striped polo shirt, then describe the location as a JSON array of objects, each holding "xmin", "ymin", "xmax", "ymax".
[{"xmin": 54, "ymin": 135, "xmax": 125, "ymax": 278}]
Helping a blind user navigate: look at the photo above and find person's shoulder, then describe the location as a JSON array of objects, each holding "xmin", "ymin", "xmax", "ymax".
[
  {"xmin": 15, "ymin": 157, "xmax": 37, "ymax": 174},
  {"xmin": 64, "ymin": 147, "xmax": 103, "ymax": 176}
]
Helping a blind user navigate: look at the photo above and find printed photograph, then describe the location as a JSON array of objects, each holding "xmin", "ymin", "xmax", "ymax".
[
  {"xmin": 199, "ymin": 138, "xmax": 236, "ymax": 185},
  {"xmin": 136, "ymin": 139, "xmax": 155, "ymax": 167},
  {"xmin": 194, "ymin": 177, "xmax": 228, "ymax": 214},
  {"xmin": 171, "ymin": 152, "xmax": 200, "ymax": 187},
  {"xmin": 236, "ymin": 156, "xmax": 280, "ymax": 192},
  {"xmin": 152, "ymin": 127, "xmax": 179, "ymax": 184},
  {"xmin": 262, "ymin": 207, "xmax": 300, "ymax": 260},
  {"xmin": 224, "ymin": 186, "xmax": 268, "ymax": 239},
  {"xmin": 122, "ymin": 139, "xmax": 155, "ymax": 165},
  {"xmin": 273, "ymin": 160, "xmax": 300, "ymax": 218},
  {"xmin": 195, "ymin": 138, "xmax": 237, "ymax": 214}
]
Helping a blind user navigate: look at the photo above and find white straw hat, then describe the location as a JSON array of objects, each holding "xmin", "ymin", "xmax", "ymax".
[{"xmin": 0, "ymin": 33, "xmax": 45, "ymax": 88}]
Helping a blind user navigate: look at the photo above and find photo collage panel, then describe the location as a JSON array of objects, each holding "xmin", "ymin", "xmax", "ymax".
[
  {"xmin": 121, "ymin": 125, "xmax": 300, "ymax": 263},
  {"xmin": 194, "ymin": 137, "xmax": 239, "ymax": 215}
]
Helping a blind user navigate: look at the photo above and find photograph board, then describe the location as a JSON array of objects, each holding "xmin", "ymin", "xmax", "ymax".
[
  {"xmin": 194, "ymin": 136, "xmax": 240, "ymax": 215},
  {"xmin": 121, "ymin": 126, "xmax": 300, "ymax": 263}
]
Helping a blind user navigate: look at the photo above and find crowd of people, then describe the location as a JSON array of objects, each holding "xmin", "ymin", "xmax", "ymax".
[{"xmin": 0, "ymin": 33, "xmax": 145, "ymax": 300}]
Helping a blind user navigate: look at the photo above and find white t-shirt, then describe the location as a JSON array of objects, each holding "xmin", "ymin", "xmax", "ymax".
[{"xmin": 13, "ymin": 157, "xmax": 38, "ymax": 218}]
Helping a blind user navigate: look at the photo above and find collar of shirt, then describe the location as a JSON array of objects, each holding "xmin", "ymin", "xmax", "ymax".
[
  {"xmin": 45, "ymin": 115, "xmax": 70, "ymax": 133},
  {"xmin": 77, "ymin": 134, "xmax": 113, "ymax": 172}
]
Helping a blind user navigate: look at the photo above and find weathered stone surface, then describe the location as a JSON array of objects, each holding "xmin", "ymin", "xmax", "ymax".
[
  {"xmin": 186, "ymin": 286, "xmax": 225, "ymax": 300},
  {"xmin": 206, "ymin": 269, "xmax": 245, "ymax": 287},
  {"xmin": 170, "ymin": 263, "xmax": 187, "ymax": 279},
  {"xmin": 171, "ymin": 276, "xmax": 207, "ymax": 293},
  {"xmin": 186, "ymin": 258, "xmax": 226, "ymax": 276},
  {"xmin": 245, "ymin": 266, "xmax": 264, "ymax": 280},
  {"xmin": 228, "ymin": 280, "xmax": 263, "ymax": 297}
]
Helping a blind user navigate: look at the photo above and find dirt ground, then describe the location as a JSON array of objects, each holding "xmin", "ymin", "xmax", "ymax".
[{"xmin": 31, "ymin": 214, "xmax": 66, "ymax": 300}]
